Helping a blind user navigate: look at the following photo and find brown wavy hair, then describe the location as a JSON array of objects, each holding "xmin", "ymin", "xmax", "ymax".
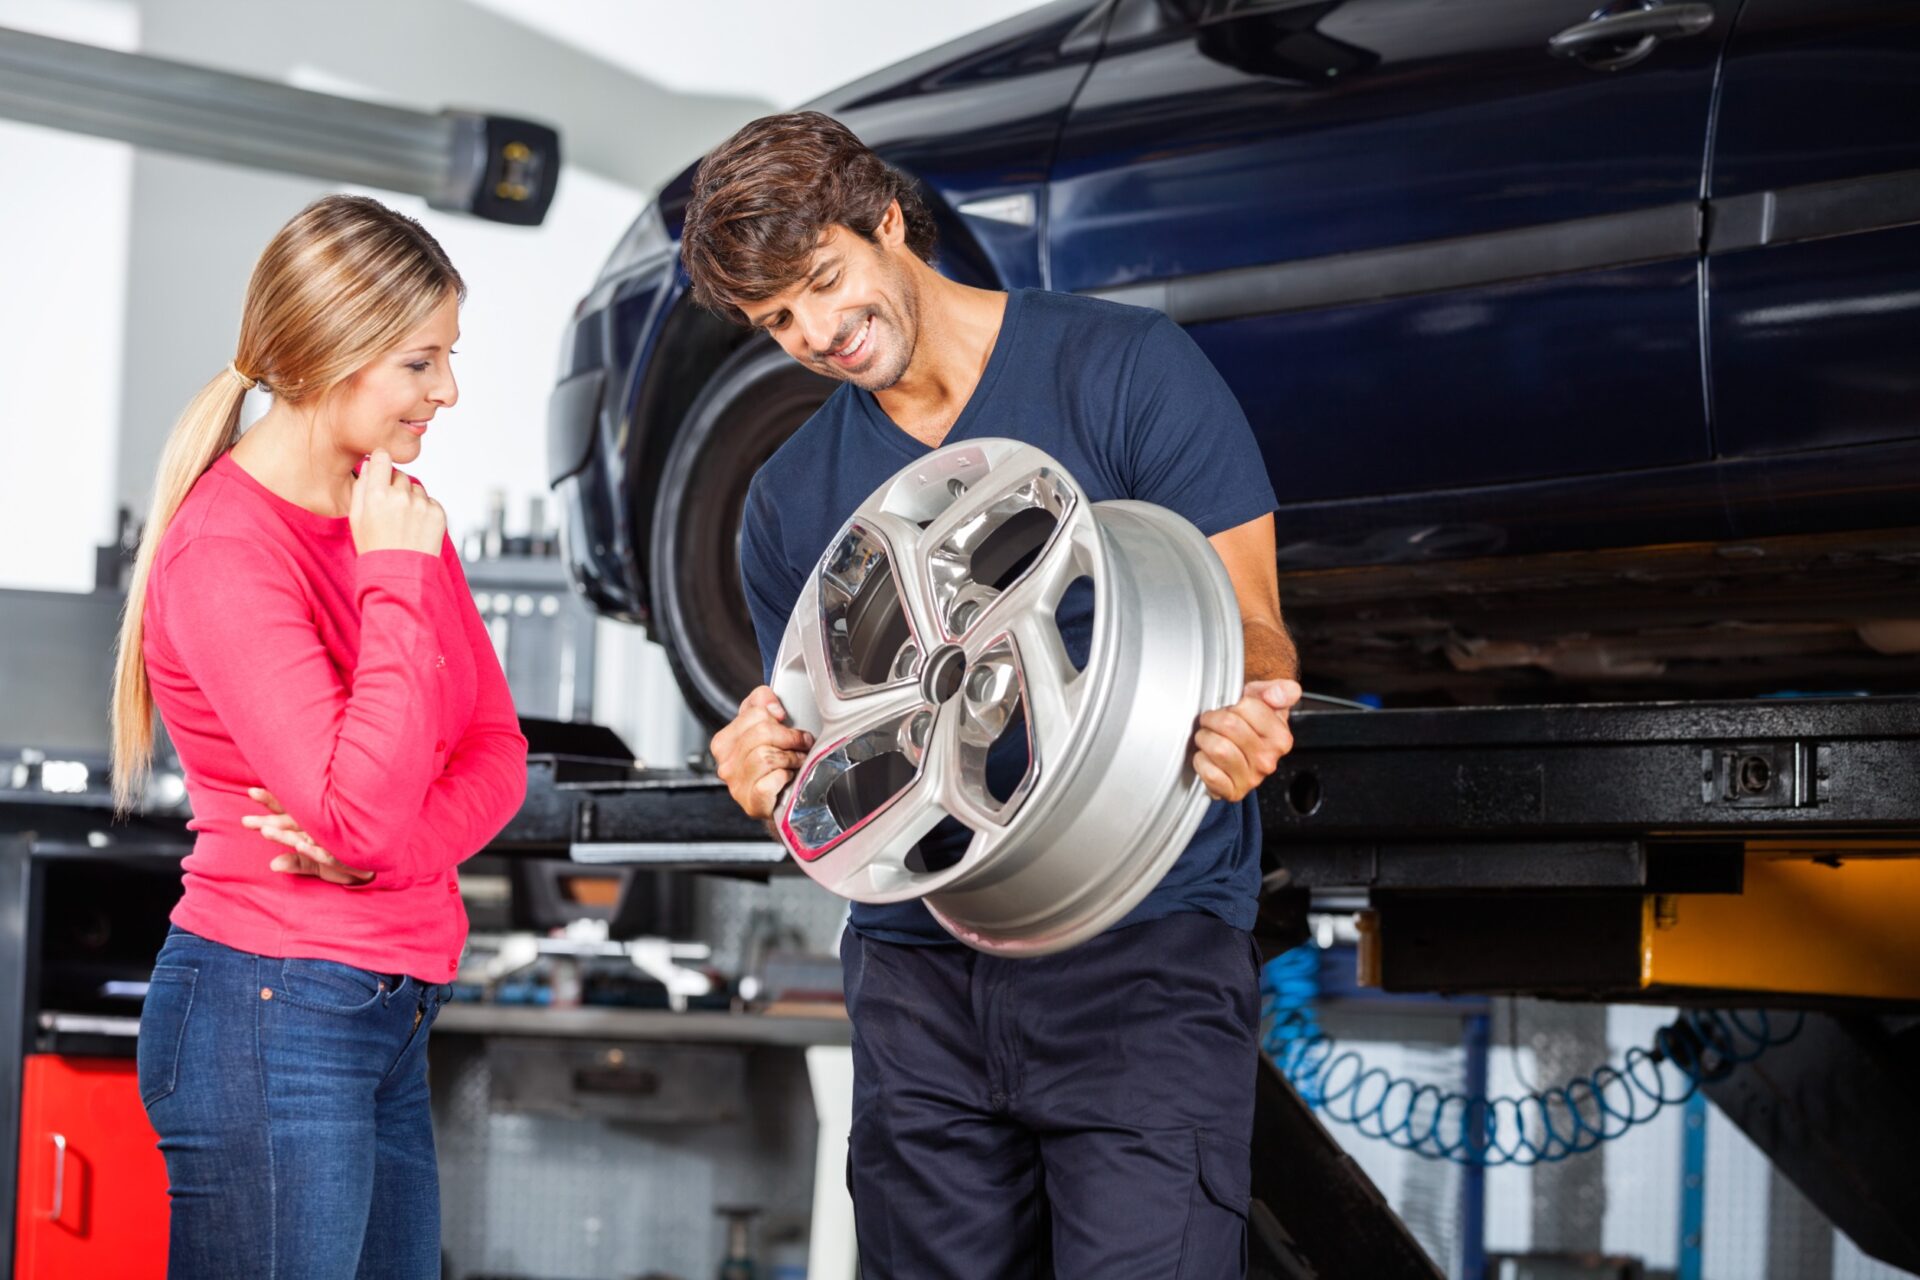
[{"xmin": 681, "ymin": 111, "xmax": 937, "ymax": 325}]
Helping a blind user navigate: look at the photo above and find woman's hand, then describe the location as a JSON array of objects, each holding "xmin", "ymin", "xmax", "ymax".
[
  {"xmin": 243, "ymin": 787, "xmax": 375, "ymax": 886},
  {"xmin": 349, "ymin": 448, "xmax": 446, "ymax": 556}
]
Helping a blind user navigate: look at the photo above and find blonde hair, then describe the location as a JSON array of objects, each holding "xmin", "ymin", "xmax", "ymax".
[{"xmin": 110, "ymin": 194, "xmax": 465, "ymax": 812}]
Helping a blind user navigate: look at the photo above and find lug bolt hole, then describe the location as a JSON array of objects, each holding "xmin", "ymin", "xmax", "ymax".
[{"xmin": 904, "ymin": 712, "xmax": 932, "ymax": 753}]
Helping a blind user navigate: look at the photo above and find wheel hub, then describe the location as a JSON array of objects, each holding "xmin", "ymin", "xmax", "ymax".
[{"xmin": 920, "ymin": 644, "xmax": 967, "ymax": 706}]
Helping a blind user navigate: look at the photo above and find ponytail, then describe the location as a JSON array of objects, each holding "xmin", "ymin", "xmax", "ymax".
[
  {"xmin": 109, "ymin": 368, "xmax": 251, "ymax": 812},
  {"xmin": 108, "ymin": 193, "xmax": 463, "ymax": 815}
]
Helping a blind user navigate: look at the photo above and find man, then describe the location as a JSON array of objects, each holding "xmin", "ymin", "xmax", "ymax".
[{"xmin": 685, "ymin": 111, "xmax": 1301, "ymax": 1279}]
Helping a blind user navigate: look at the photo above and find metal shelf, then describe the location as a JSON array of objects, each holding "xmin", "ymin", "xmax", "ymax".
[{"xmin": 432, "ymin": 1002, "xmax": 849, "ymax": 1047}]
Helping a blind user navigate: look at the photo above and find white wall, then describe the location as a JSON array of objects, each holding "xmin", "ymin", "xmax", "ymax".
[
  {"xmin": 0, "ymin": 0, "xmax": 138, "ymax": 591},
  {"xmin": 468, "ymin": 0, "xmax": 1073, "ymax": 110}
]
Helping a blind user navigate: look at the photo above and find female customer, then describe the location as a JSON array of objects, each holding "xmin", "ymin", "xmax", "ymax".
[{"xmin": 110, "ymin": 193, "xmax": 528, "ymax": 1279}]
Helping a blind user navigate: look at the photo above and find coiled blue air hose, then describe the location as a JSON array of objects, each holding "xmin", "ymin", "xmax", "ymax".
[{"xmin": 1260, "ymin": 944, "xmax": 1802, "ymax": 1167}]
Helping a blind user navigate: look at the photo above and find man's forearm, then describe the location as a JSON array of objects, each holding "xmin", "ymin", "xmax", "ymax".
[{"xmin": 1245, "ymin": 618, "xmax": 1299, "ymax": 683}]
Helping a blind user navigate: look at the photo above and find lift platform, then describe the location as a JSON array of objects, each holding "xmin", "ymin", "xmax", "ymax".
[
  {"xmin": 503, "ymin": 695, "xmax": 1920, "ymax": 1277},
  {"xmin": 1263, "ymin": 696, "xmax": 1920, "ymax": 1007},
  {"xmin": 508, "ymin": 697, "xmax": 1920, "ymax": 1006}
]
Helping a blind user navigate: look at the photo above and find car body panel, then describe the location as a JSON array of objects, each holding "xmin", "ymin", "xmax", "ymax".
[
  {"xmin": 553, "ymin": 253, "xmax": 679, "ymax": 619},
  {"xmin": 1050, "ymin": 0, "xmax": 1733, "ymax": 499},
  {"xmin": 549, "ymin": 0, "xmax": 1920, "ymax": 708},
  {"xmin": 1185, "ymin": 257, "xmax": 1705, "ymax": 504},
  {"xmin": 1706, "ymin": 0, "xmax": 1920, "ymax": 457}
]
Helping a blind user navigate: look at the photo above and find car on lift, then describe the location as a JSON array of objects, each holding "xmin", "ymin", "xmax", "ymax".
[{"xmin": 548, "ymin": 0, "xmax": 1920, "ymax": 727}]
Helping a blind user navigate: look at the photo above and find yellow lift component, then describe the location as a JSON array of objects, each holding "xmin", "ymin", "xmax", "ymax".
[{"xmin": 1643, "ymin": 853, "xmax": 1920, "ymax": 1002}]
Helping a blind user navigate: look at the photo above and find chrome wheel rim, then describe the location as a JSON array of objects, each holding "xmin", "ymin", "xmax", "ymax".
[{"xmin": 770, "ymin": 439, "xmax": 1243, "ymax": 956}]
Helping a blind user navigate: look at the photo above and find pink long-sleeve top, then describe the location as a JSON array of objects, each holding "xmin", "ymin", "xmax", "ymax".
[{"xmin": 142, "ymin": 452, "xmax": 528, "ymax": 981}]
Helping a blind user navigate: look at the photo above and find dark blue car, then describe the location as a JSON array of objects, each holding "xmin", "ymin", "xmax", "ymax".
[{"xmin": 548, "ymin": 0, "xmax": 1920, "ymax": 726}]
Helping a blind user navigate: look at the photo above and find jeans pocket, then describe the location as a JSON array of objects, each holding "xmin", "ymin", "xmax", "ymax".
[
  {"xmin": 1177, "ymin": 1129, "xmax": 1252, "ymax": 1279},
  {"xmin": 276, "ymin": 957, "xmax": 388, "ymax": 1014},
  {"xmin": 137, "ymin": 965, "xmax": 197, "ymax": 1107}
]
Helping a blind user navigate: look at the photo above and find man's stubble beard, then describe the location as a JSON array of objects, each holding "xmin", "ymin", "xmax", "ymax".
[{"xmin": 859, "ymin": 261, "xmax": 921, "ymax": 394}]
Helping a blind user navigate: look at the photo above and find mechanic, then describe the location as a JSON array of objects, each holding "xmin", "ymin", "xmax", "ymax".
[{"xmin": 685, "ymin": 111, "xmax": 1301, "ymax": 1279}]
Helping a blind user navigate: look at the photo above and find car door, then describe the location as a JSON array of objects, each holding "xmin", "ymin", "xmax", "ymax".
[
  {"xmin": 1706, "ymin": 0, "xmax": 1920, "ymax": 457},
  {"xmin": 1048, "ymin": 0, "xmax": 1735, "ymax": 506}
]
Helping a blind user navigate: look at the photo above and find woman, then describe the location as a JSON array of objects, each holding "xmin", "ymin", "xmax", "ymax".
[{"xmin": 111, "ymin": 194, "xmax": 528, "ymax": 1278}]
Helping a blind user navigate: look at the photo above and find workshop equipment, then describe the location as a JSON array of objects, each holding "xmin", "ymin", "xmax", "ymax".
[
  {"xmin": 0, "ymin": 28, "xmax": 559, "ymax": 225},
  {"xmin": 12, "ymin": 1055, "xmax": 168, "ymax": 1278},
  {"xmin": 768, "ymin": 439, "xmax": 1242, "ymax": 955},
  {"xmin": 715, "ymin": 1205, "xmax": 758, "ymax": 1280},
  {"xmin": 14, "ymin": 568, "xmax": 1920, "ymax": 1276},
  {"xmin": 1260, "ymin": 694, "xmax": 1920, "ymax": 1274}
]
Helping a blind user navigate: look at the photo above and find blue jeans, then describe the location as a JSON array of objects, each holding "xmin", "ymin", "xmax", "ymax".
[{"xmin": 137, "ymin": 925, "xmax": 451, "ymax": 1279}]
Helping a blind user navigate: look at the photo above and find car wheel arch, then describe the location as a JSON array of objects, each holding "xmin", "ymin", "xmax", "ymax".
[
  {"xmin": 629, "ymin": 204, "xmax": 1012, "ymax": 721},
  {"xmin": 647, "ymin": 338, "xmax": 837, "ymax": 726}
]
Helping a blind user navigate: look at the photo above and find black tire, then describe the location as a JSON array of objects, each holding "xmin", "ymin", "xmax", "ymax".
[{"xmin": 649, "ymin": 339, "xmax": 834, "ymax": 728}]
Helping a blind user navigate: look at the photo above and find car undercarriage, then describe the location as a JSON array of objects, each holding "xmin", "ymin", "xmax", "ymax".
[{"xmin": 1283, "ymin": 526, "xmax": 1920, "ymax": 705}]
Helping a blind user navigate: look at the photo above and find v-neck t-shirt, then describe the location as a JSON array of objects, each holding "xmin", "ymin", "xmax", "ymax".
[{"xmin": 739, "ymin": 288, "xmax": 1278, "ymax": 944}]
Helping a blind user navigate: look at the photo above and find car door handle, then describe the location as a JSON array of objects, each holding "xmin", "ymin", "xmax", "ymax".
[{"xmin": 1549, "ymin": 4, "xmax": 1715, "ymax": 71}]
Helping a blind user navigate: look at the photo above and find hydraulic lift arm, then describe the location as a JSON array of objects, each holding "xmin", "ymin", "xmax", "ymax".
[{"xmin": 0, "ymin": 27, "xmax": 558, "ymax": 225}]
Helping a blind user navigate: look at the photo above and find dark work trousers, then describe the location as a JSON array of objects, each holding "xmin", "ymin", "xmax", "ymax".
[{"xmin": 842, "ymin": 910, "xmax": 1260, "ymax": 1280}]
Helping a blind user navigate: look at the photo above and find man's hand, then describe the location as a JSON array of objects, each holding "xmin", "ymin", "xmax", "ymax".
[
  {"xmin": 712, "ymin": 686, "xmax": 815, "ymax": 822},
  {"xmin": 1192, "ymin": 678, "xmax": 1302, "ymax": 803},
  {"xmin": 242, "ymin": 787, "xmax": 375, "ymax": 886}
]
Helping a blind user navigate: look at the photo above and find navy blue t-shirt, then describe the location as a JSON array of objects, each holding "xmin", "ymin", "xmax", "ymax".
[{"xmin": 739, "ymin": 289, "xmax": 1279, "ymax": 944}]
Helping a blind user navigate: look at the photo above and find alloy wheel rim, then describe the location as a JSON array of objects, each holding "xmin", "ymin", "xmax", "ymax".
[{"xmin": 770, "ymin": 439, "xmax": 1243, "ymax": 955}]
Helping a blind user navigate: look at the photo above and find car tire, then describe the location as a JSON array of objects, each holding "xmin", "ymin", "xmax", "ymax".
[{"xmin": 649, "ymin": 338, "xmax": 834, "ymax": 728}]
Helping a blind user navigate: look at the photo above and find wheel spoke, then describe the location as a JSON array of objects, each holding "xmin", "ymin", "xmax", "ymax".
[
  {"xmin": 1005, "ymin": 609, "xmax": 1083, "ymax": 776},
  {"xmin": 929, "ymin": 645, "xmax": 1028, "ymax": 838},
  {"xmin": 856, "ymin": 511, "xmax": 945, "ymax": 654},
  {"xmin": 921, "ymin": 702, "xmax": 1013, "ymax": 859},
  {"xmin": 964, "ymin": 517, "xmax": 1091, "ymax": 656},
  {"xmin": 782, "ymin": 690, "xmax": 939, "ymax": 875},
  {"xmin": 919, "ymin": 455, "xmax": 1082, "ymax": 643},
  {"xmin": 804, "ymin": 759, "xmax": 948, "ymax": 900},
  {"xmin": 812, "ymin": 679, "xmax": 930, "ymax": 760},
  {"xmin": 919, "ymin": 456, "xmax": 1060, "ymax": 558}
]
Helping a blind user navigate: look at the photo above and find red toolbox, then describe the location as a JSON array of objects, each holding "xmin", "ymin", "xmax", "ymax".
[{"xmin": 13, "ymin": 1055, "xmax": 167, "ymax": 1279}]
